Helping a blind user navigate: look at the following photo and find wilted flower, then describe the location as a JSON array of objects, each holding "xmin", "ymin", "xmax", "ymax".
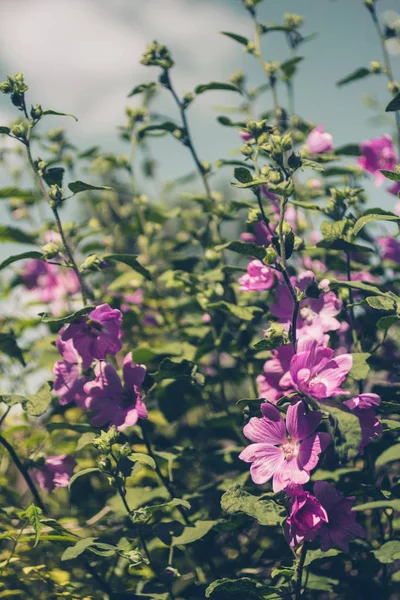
[{"xmin": 53, "ymin": 330, "xmax": 88, "ymax": 407}]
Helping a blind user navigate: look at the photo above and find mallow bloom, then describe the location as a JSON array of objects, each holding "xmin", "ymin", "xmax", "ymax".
[
  {"xmin": 289, "ymin": 337, "xmax": 352, "ymax": 400},
  {"xmin": 21, "ymin": 259, "xmax": 80, "ymax": 314},
  {"xmin": 313, "ymin": 481, "xmax": 366, "ymax": 551},
  {"xmin": 61, "ymin": 303, "xmax": 122, "ymax": 369},
  {"xmin": 239, "ymin": 401, "xmax": 330, "ymax": 492},
  {"xmin": 388, "ymin": 181, "xmax": 400, "ymax": 197},
  {"xmin": 53, "ymin": 330, "xmax": 88, "ymax": 407},
  {"xmin": 305, "ymin": 125, "xmax": 334, "ymax": 154},
  {"xmin": 344, "ymin": 393, "xmax": 382, "ymax": 453},
  {"xmin": 357, "ymin": 134, "xmax": 397, "ymax": 185},
  {"xmin": 83, "ymin": 352, "xmax": 147, "ymax": 431},
  {"xmin": 377, "ymin": 235, "xmax": 400, "ymax": 263},
  {"xmin": 284, "ymin": 485, "xmax": 328, "ymax": 547},
  {"xmin": 33, "ymin": 455, "xmax": 76, "ymax": 492},
  {"xmin": 238, "ymin": 260, "xmax": 275, "ymax": 291},
  {"xmin": 257, "ymin": 344, "xmax": 294, "ymax": 404}
]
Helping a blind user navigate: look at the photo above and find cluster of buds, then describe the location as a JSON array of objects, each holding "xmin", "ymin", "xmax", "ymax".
[
  {"xmin": 10, "ymin": 119, "xmax": 29, "ymax": 140},
  {"xmin": 182, "ymin": 92, "xmax": 194, "ymax": 109},
  {"xmin": 388, "ymin": 81, "xmax": 400, "ymax": 96},
  {"xmin": 229, "ymin": 70, "xmax": 246, "ymax": 89},
  {"xmin": 34, "ymin": 158, "xmax": 47, "ymax": 177},
  {"xmin": 41, "ymin": 241, "xmax": 61, "ymax": 259},
  {"xmin": 242, "ymin": 0, "xmax": 264, "ymax": 11},
  {"xmin": 0, "ymin": 73, "xmax": 28, "ymax": 110},
  {"xmin": 325, "ymin": 186, "xmax": 365, "ymax": 219},
  {"xmin": 283, "ymin": 13, "xmax": 305, "ymax": 29},
  {"xmin": 140, "ymin": 41, "xmax": 174, "ymax": 70},
  {"xmin": 48, "ymin": 184, "xmax": 64, "ymax": 206},
  {"xmin": 126, "ymin": 106, "xmax": 148, "ymax": 126},
  {"xmin": 79, "ymin": 254, "xmax": 109, "ymax": 273}
]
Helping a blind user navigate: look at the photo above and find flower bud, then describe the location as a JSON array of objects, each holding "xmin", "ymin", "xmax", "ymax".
[
  {"xmin": 80, "ymin": 254, "xmax": 106, "ymax": 272},
  {"xmin": 11, "ymin": 120, "xmax": 28, "ymax": 139},
  {"xmin": 49, "ymin": 185, "xmax": 63, "ymax": 203},
  {"xmin": 241, "ymin": 144, "xmax": 254, "ymax": 156},
  {"xmin": 229, "ymin": 70, "xmax": 245, "ymax": 88},
  {"xmin": 281, "ymin": 133, "xmax": 293, "ymax": 151},
  {"xmin": 98, "ymin": 456, "xmax": 112, "ymax": 473},
  {"xmin": 246, "ymin": 42, "xmax": 256, "ymax": 54},
  {"xmin": 260, "ymin": 165, "xmax": 271, "ymax": 177},
  {"xmin": 163, "ymin": 567, "xmax": 181, "ymax": 580},
  {"xmin": 182, "ymin": 92, "xmax": 194, "ymax": 107},
  {"xmin": 173, "ymin": 128, "xmax": 183, "ymax": 140},
  {"xmin": 369, "ymin": 60, "xmax": 382, "ymax": 73},
  {"xmin": 47, "ymin": 128, "xmax": 65, "ymax": 142},
  {"xmin": 264, "ymin": 61, "xmax": 280, "ymax": 75},
  {"xmin": 388, "ymin": 81, "xmax": 400, "ymax": 96},
  {"xmin": 269, "ymin": 170, "xmax": 284, "ymax": 184},
  {"xmin": 140, "ymin": 41, "xmax": 174, "ymax": 69},
  {"xmin": 264, "ymin": 246, "xmax": 278, "ymax": 264},
  {"xmin": 283, "ymin": 13, "xmax": 304, "ymax": 29},
  {"xmin": 31, "ymin": 104, "xmax": 43, "ymax": 120},
  {"xmin": 41, "ymin": 242, "xmax": 60, "ymax": 259},
  {"xmin": 201, "ymin": 161, "xmax": 211, "ymax": 174}
]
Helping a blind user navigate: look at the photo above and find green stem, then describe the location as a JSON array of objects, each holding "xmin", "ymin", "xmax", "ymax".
[
  {"xmin": 294, "ymin": 543, "xmax": 307, "ymax": 599},
  {"xmin": 345, "ymin": 251, "xmax": 360, "ymax": 351},
  {"xmin": 252, "ymin": 17, "xmax": 279, "ymax": 127}
]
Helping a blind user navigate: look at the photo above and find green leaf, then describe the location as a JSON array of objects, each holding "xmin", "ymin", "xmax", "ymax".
[
  {"xmin": 365, "ymin": 296, "xmax": 396, "ymax": 311},
  {"xmin": 221, "ymin": 31, "xmax": 249, "ymax": 46},
  {"xmin": 353, "ymin": 499, "xmax": 400, "ymax": 512},
  {"xmin": 171, "ymin": 520, "xmax": 216, "ymax": 546},
  {"xmin": 195, "ymin": 82, "xmax": 241, "ymax": 95},
  {"xmin": 0, "ymin": 126, "xmax": 10, "ymax": 134},
  {"xmin": 349, "ymin": 353, "xmax": 370, "ymax": 380},
  {"xmin": 68, "ymin": 181, "xmax": 111, "ymax": 194},
  {"xmin": 103, "ymin": 254, "xmax": 151, "ymax": 280},
  {"xmin": 43, "ymin": 167, "xmax": 64, "ymax": 187},
  {"xmin": 382, "ymin": 418, "xmax": 400, "ymax": 432},
  {"xmin": 300, "ymin": 158, "xmax": 325, "ymax": 171},
  {"xmin": 320, "ymin": 219, "xmax": 351, "ymax": 243},
  {"xmin": 373, "ymin": 541, "xmax": 400, "ymax": 564},
  {"xmin": 304, "ymin": 548, "xmax": 341, "ymax": 567},
  {"xmin": 128, "ymin": 453, "xmax": 156, "ymax": 470},
  {"xmin": 216, "ymin": 116, "xmax": 247, "ymax": 128},
  {"xmin": 128, "ymin": 82, "xmax": 157, "ymax": 97},
  {"xmin": 207, "ymin": 301, "xmax": 262, "ymax": 321},
  {"xmin": 379, "ymin": 169, "xmax": 400, "ymax": 182},
  {"xmin": 61, "ymin": 537, "xmax": 97, "ymax": 561},
  {"xmin": 76, "ymin": 432, "xmax": 97, "ymax": 451},
  {"xmin": 23, "ymin": 383, "xmax": 52, "ymax": 416},
  {"xmin": 47, "ymin": 422, "xmax": 98, "ymax": 434},
  {"xmin": 216, "ymin": 240, "xmax": 266, "ymax": 261},
  {"xmin": 221, "ymin": 485, "xmax": 285, "ymax": 526},
  {"xmin": 206, "ymin": 577, "xmax": 269, "ymax": 599},
  {"xmin": 137, "ymin": 121, "xmax": 178, "ymax": 139},
  {"xmin": 39, "ymin": 305, "xmax": 95, "ymax": 325},
  {"xmin": 0, "ymin": 251, "xmax": 42, "ymax": 271},
  {"xmin": 151, "ymin": 358, "xmax": 201, "ymax": 383},
  {"xmin": 324, "ymin": 404, "xmax": 362, "ymax": 460},
  {"xmin": 42, "ymin": 110, "xmax": 78, "ymax": 121},
  {"xmin": 108, "ymin": 486, "xmax": 169, "ymax": 513},
  {"xmin": 354, "ymin": 212, "xmax": 400, "ymax": 236},
  {"xmin": 329, "ymin": 278, "xmax": 388, "ymax": 297},
  {"xmin": 0, "ymin": 187, "xmax": 38, "ymax": 200},
  {"xmin": 376, "ymin": 444, "xmax": 400, "ymax": 468},
  {"xmin": 0, "ymin": 225, "xmax": 36, "ymax": 245},
  {"xmin": 0, "ymin": 332, "xmax": 25, "ymax": 366},
  {"xmin": 234, "ymin": 167, "xmax": 253, "ymax": 184},
  {"xmin": 377, "ymin": 315, "xmax": 400, "ymax": 331},
  {"xmin": 337, "ymin": 67, "xmax": 371, "ymax": 87},
  {"xmin": 334, "ymin": 144, "xmax": 361, "ymax": 156},
  {"xmin": 68, "ymin": 468, "xmax": 100, "ymax": 489},
  {"xmin": 385, "ymin": 92, "xmax": 400, "ymax": 112},
  {"xmin": 280, "ymin": 56, "xmax": 304, "ymax": 78},
  {"xmin": 18, "ymin": 504, "xmax": 43, "ymax": 548},
  {"xmin": 146, "ymin": 497, "xmax": 191, "ymax": 513}
]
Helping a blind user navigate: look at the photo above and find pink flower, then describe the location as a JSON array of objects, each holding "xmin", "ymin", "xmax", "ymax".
[
  {"xmin": 289, "ymin": 337, "xmax": 352, "ymax": 400},
  {"xmin": 84, "ymin": 353, "xmax": 147, "ymax": 431},
  {"xmin": 313, "ymin": 481, "xmax": 366, "ymax": 551},
  {"xmin": 33, "ymin": 455, "xmax": 76, "ymax": 492},
  {"xmin": 53, "ymin": 331, "xmax": 88, "ymax": 407},
  {"xmin": 377, "ymin": 235, "xmax": 400, "ymax": 262},
  {"xmin": 344, "ymin": 393, "xmax": 382, "ymax": 453},
  {"xmin": 121, "ymin": 289, "xmax": 144, "ymax": 312},
  {"xmin": 357, "ymin": 134, "xmax": 397, "ymax": 186},
  {"xmin": 239, "ymin": 401, "xmax": 330, "ymax": 492},
  {"xmin": 21, "ymin": 260, "xmax": 80, "ymax": 313},
  {"xmin": 284, "ymin": 485, "xmax": 328, "ymax": 547},
  {"xmin": 239, "ymin": 131, "xmax": 252, "ymax": 141},
  {"xmin": 395, "ymin": 201, "xmax": 400, "ymax": 216},
  {"xmin": 388, "ymin": 181, "xmax": 400, "ymax": 197},
  {"xmin": 61, "ymin": 304, "xmax": 122, "ymax": 369},
  {"xmin": 306, "ymin": 126, "xmax": 334, "ymax": 154},
  {"xmin": 238, "ymin": 260, "xmax": 275, "ymax": 291},
  {"xmin": 240, "ymin": 232, "xmax": 256, "ymax": 243},
  {"xmin": 257, "ymin": 344, "xmax": 294, "ymax": 403}
]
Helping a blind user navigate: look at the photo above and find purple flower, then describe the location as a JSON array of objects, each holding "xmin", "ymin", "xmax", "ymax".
[
  {"xmin": 53, "ymin": 331, "xmax": 88, "ymax": 407},
  {"xmin": 284, "ymin": 485, "xmax": 328, "ymax": 547},
  {"xmin": 238, "ymin": 260, "xmax": 275, "ymax": 291},
  {"xmin": 239, "ymin": 401, "xmax": 330, "ymax": 492},
  {"xmin": 257, "ymin": 344, "xmax": 294, "ymax": 403},
  {"xmin": 344, "ymin": 393, "xmax": 382, "ymax": 454},
  {"xmin": 289, "ymin": 337, "xmax": 352, "ymax": 400},
  {"xmin": 240, "ymin": 232, "xmax": 256, "ymax": 243},
  {"xmin": 377, "ymin": 235, "xmax": 400, "ymax": 262},
  {"xmin": 357, "ymin": 134, "xmax": 397, "ymax": 186},
  {"xmin": 388, "ymin": 181, "xmax": 400, "ymax": 197},
  {"xmin": 313, "ymin": 481, "xmax": 366, "ymax": 551},
  {"xmin": 61, "ymin": 304, "xmax": 122, "ymax": 369},
  {"xmin": 306, "ymin": 126, "xmax": 334, "ymax": 154},
  {"xmin": 84, "ymin": 353, "xmax": 147, "ymax": 431},
  {"xmin": 33, "ymin": 455, "xmax": 76, "ymax": 492},
  {"xmin": 239, "ymin": 131, "xmax": 252, "ymax": 141},
  {"xmin": 21, "ymin": 259, "xmax": 80, "ymax": 314}
]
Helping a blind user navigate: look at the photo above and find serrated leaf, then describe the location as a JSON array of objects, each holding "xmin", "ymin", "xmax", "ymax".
[
  {"xmin": 128, "ymin": 453, "xmax": 156, "ymax": 470},
  {"xmin": 337, "ymin": 67, "xmax": 371, "ymax": 87},
  {"xmin": 385, "ymin": 92, "xmax": 400, "ymax": 112},
  {"xmin": 349, "ymin": 353, "xmax": 370, "ymax": 380},
  {"xmin": 68, "ymin": 181, "xmax": 111, "ymax": 194},
  {"xmin": 23, "ymin": 383, "xmax": 52, "ymax": 416},
  {"xmin": 103, "ymin": 254, "xmax": 151, "ymax": 280},
  {"xmin": 354, "ymin": 212, "xmax": 400, "ymax": 236},
  {"xmin": 320, "ymin": 219, "xmax": 351, "ymax": 243},
  {"xmin": 221, "ymin": 31, "xmax": 249, "ymax": 46},
  {"xmin": 195, "ymin": 82, "xmax": 241, "ymax": 95},
  {"xmin": 19, "ymin": 504, "xmax": 43, "ymax": 548},
  {"xmin": 68, "ymin": 468, "xmax": 100, "ymax": 489},
  {"xmin": 0, "ymin": 251, "xmax": 42, "ymax": 271},
  {"xmin": 171, "ymin": 520, "xmax": 216, "ymax": 546},
  {"xmin": 221, "ymin": 485, "xmax": 285, "ymax": 526},
  {"xmin": 61, "ymin": 537, "xmax": 97, "ymax": 561},
  {"xmin": 42, "ymin": 110, "xmax": 78, "ymax": 121},
  {"xmin": 216, "ymin": 240, "xmax": 266, "ymax": 261},
  {"xmin": 373, "ymin": 541, "xmax": 400, "ymax": 564},
  {"xmin": 207, "ymin": 301, "xmax": 262, "ymax": 321}
]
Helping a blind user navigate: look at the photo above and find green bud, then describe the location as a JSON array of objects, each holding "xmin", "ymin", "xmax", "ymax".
[
  {"xmin": 246, "ymin": 41, "xmax": 256, "ymax": 54},
  {"xmin": 269, "ymin": 170, "xmax": 284, "ymax": 184},
  {"xmin": 41, "ymin": 242, "xmax": 60, "ymax": 259},
  {"xmin": 48, "ymin": 185, "xmax": 63, "ymax": 203},
  {"xmin": 182, "ymin": 92, "xmax": 194, "ymax": 107},
  {"xmin": 173, "ymin": 128, "xmax": 183, "ymax": 140},
  {"xmin": 241, "ymin": 144, "xmax": 253, "ymax": 156},
  {"xmin": 201, "ymin": 161, "xmax": 211, "ymax": 174},
  {"xmin": 229, "ymin": 70, "xmax": 245, "ymax": 88},
  {"xmin": 31, "ymin": 104, "xmax": 43, "ymax": 120},
  {"xmin": 264, "ymin": 246, "xmax": 278, "ymax": 264},
  {"xmin": 388, "ymin": 81, "xmax": 400, "ymax": 95},
  {"xmin": 47, "ymin": 127, "xmax": 65, "ymax": 142},
  {"xmin": 80, "ymin": 254, "xmax": 105, "ymax": 272},
  {"xmin": 364, "ymin": 0, "xmax": 375, "ymax": 9},
  {"xmin": 260, "ymin": 165, "xmax": 271, "ymax": 177},
  {"xmin": 140, "ymin": 41, "xmax": 174, "ymax": 69},
  {"xmin": 369, "ymin": 60, "xmax": 382, "ymax": 73},
  {"xmin": 264, "ymin": 61, "xmax": 280, "ymax": 75},
  {"xmin": 283, "ymin": 13, "xmax": 304, "ymax": 29},
  {"xmin": 11, "ymin": 120, "xmax": 28, "ymax": 139},
  {"xmin": 281, "ymin": 133, "xmax": 293, "ymax": 151},
  {"xmin": 118, "ymin": 443, "xmax": 132, "ymax": 458},
  {"xmin": 0, "ymin": 81, "xmax": 12, "ymax": 94},
  {"xmin": 98, "ymin": 456, "xmax": 112, "ymax": 473}
]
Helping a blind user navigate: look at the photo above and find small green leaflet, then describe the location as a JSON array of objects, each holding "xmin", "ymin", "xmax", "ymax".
[
  {"xmin": 337, "ymin": 67, "xmax": 370, "ymax": 87},
  {"xmin": 385, "ymin": 91, "xmax": 400, "ymax": 112},
  {"xmin": 195, "ymin": 82, "xmax": 241, "ymax": 95},
  {"xmin": 221, "ymin": 31, "xmax": 249, "ymax": 46},
  {"xmin": 216, "ymin": 240, "xmax": 266, "ymax": 261},
  {"xmin": 42, "ymin": 110, "xmax": 78, "ymax": 121},
  {"xmin": 0, "ymin": 251, "xmax": 42, "ymax": 271},
  {"xmin": 103, "ymin": 254, "xmax": 151, "ymax": 280},
  {"xmin": 68, "ymin": 468, "xmax": 101, "ymax": 489},
  {"xmin": 18, "ymin": 504, "xmax": 43, "ymax": 547},
  {"xmin": 68, "ymin": 181, "xmax": 112, "ymax": 194},
  {"xmin": 171, "ymin": 520, "xmax": 216, "ymax": 546}
]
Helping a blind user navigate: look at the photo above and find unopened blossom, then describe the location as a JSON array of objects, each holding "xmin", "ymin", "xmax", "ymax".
[
  {"xmin": 344, "ymin": 393, "xmax": 382, "ymax": 453},
  {"xmin": 284, "ymin": 485, "xmax": 328, "ymax": 547},
  {"xmin": 61, "ymin": 303, "xmax": 122, "ymax": 369},
  {"xmin": 238, "ymin": 260, "xmax": 275, "ymax": 291},
  {"xmin": 53, "ymin": 330, "xmax": 88, "ymax": 407},
  {"xmin": 239, "ymin": 131, "xmax": 252, "ymax": 141},
  {"xmin": 377, "ymin": 235, "xmax": 400, "ymax": 262},
  {"xmin": 306, "ymin": 125, "xmax": 334, "ymax": 154},
  {"xmin": 313, "ymin": 481, "xmax": 366, "ymax": 551},
  {"xmin": 289, "ymin": 337, "xmax": 352, "ymax": 400},
  {"xmin": 357, "ymin": 134, "xmax": 397, "ymax": 185},
  {"xmin": 84, "ymin": 352, "xmax": 147, "ymax": 431},
  {"xmin": 33, "ymin": 455, "xmax": 76, "ymax": 492},
  {"xmin": 239, "ymin": 401, "xmax": 330, "ymax": 492}
]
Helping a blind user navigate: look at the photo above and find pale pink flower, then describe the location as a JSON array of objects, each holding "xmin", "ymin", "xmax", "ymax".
[
  {"xmin": 344, "ymin": 393, "xmax": 382, "ymax": 453},
  {"xmin": 238, "ymin": 260, "xmax": 275, "ymax": 291},
  {"xmin": 357, "ymin": 134, "xmax": 397, "ymax": 186},
  {"xmin": 239, "ymin": 401, "xmax": 330, "ymax": 492},
  {"xmin": 306, "ymin": 126, "xmax": 334, "ymax": 154}
]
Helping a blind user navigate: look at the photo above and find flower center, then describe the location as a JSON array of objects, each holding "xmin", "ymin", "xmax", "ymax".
[{"xmin": 281, "ymin": 440, "xmax": 298, "ymax": 460}]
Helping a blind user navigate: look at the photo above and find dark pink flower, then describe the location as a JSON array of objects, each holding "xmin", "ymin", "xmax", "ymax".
[
  {"xmin": 357, "ymin": 134, "xmax": 397, "ymax": 186},
  {"xmin": 306, "ymin": 126, "xmax": 333, "ymax": 154},
  {"xmin": 238, "ymin": 260, "xmax": 275, "ymax": 291},
  {"xmin": 284, "ymin": 485, "xmax": 328, "ymax": 547},
  {"xmin": 33, "ymin": 455, "xmax": 76, "ymax": 492},
  {"xmin": 388, "ymin": 181, "xmax": 400, "ymax": 197},
  {"xmin": 289, "ymin": 337, "xmax": 352, "ymax": 400},
  {"xmin": 84, "ymin": 353, "xmax": 147, "ymax": 431},
  {"xmin": 257, "ymin": 344, "xmax": 294, "ymax": 403},
  {"xmin": 61, "ymin": 304, "xmax": 122, "ymax": 369},
  {"xmin": 313, "ymin": 481, "xmax": 366, "ymax": 551},
  {"xmin": 239, "ymin": 401, "xmax": 330, "ymax": 492},
  {"xmin": 120, "ymin": 289, "xmax": 144, "ymax": 312},
  {"xmin": 53, "ymin": 332, "xmax": 88, "ymax": 407},
  {"xmin": 344, "ymin": 393, "xmax": 382, "ymax": 453},
  {"xmin": 377, "ymin": 235, "xmax": 400, "ymax": 262},
  {"xmin": 239, "ymin": 131, "xmax": 252, "ymax": 141},
  {"xmin": 21, "ymin": 260, "xmax": 79, "ymax": 313},
  {"xmin": 240, "ymin": 232, "xmax": 256, "ymax": 243}
]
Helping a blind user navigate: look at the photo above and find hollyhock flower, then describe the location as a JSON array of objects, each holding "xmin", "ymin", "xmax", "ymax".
[
  {"xmin": 53, "ymin": 331, "xmax": 88, "ymax": 407},
  {"xmin": 289, "ymin": 337, "xmax": 352, "ymax": 400},
  {"xmin": 254, "ymin": 221, "xmax": 272, "ymax": 245},
  {"xmin": 61, "ymin": 304, "xmax": 122, "ymax": 369},
  {"xmin": 239, "ymin": 401, "xmax": 330, "ymax": 492},
  {"xmin": 284, "ymin": 485, "xmax": 328, "ymax": 547},
  {"xmin": 257, "ymin": 344, "xmax": 295, "ymax": 403},
  {"xmin": 239, "ymin": 131, "xmax": 252, "ymax": 141},
  {"xmin": 377, "ymin": 235, "xmax": 400, "ymax": 262},
  {"xmin": 306, "ymin": 126, "xmax": 334, "ymax": 154},
  {"xmin": 388, "ymin": 181, "xmax": 400, "ymax": 197},
  {"xmin": 120, "ymin": 289, "xmax": 144, "ymax": 312},
  {"xmin": 21, "ymin": 259, "xmax": 80, "ymax": 315},
  {"xmin": 313, "ymin": 481, "xmax": 366, "ymax": 551},
  {"xmin": 240, "ymin": 232, "xmax": 256, "ymax": 243},
  {"xmin": 357, "ymin": 134, "xmax": 397, "ymax": 186},
  {"xmin": 344, "ymin": 393, "xmax": 382, "ymax": 453},
  {"xmin": 84, "ymin": 353, "xmax": 147, "ymax": 431},
  {"xmin": 33, "ymin": 455, "xmax": 76, "ymax": 492},
  {"xmin": 238, "ymin": 260, "xmax": 275, "ymax": 291}
]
